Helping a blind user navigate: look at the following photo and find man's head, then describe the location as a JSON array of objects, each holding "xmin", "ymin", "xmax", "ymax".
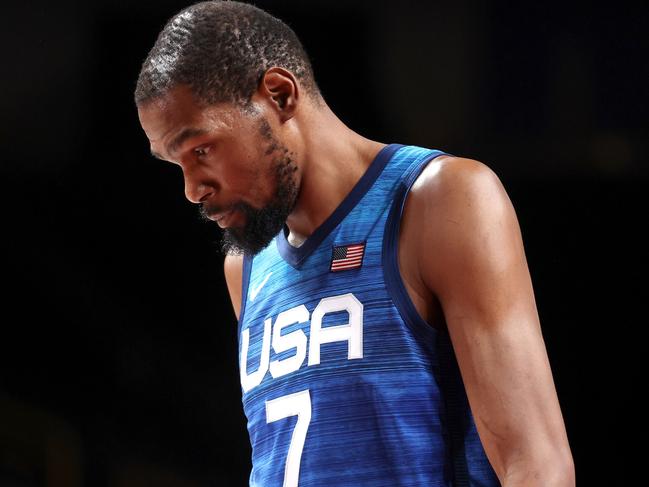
[
  {"xmin": 135, "ymin": 1, "xmax": 321, "ymax": 255},
  {"xmin": 134, "ymin": 0, "xmax": 321, "ymax": 110}
]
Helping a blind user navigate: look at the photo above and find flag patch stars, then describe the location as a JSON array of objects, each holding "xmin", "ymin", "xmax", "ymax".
[{"xmin": 330, "ymin": 242, "xmax": 366, "ymax": 272}]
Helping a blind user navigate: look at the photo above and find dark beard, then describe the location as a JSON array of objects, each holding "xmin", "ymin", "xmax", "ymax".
[
  {"xmin": 220, "ymin": 155, "xmax": 297, "ymax": 255},
  {"xmin": 200, "ymin": 119, "xmax": 298, "ymax": 256}
]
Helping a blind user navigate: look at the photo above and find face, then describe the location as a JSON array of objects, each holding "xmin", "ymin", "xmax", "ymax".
[{"xmin": 137, "ymin": 84, "xmax": 299, "ymax": 255}]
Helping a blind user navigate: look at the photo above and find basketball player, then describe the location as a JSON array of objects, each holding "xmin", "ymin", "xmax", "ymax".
[{"xmin": 135, "ymin": 2, "xmax": 574, "ymax": 486}]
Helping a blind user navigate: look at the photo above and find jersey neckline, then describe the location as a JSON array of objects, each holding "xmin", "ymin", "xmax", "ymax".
[{"xmin": 276, "ymin": 142, "xmax": 404, "ymax": 268}]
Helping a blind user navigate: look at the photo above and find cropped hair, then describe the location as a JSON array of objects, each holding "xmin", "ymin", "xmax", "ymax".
[{"xmin": 134, "ymin": 0, "xmax": 320, "ymax": 109}]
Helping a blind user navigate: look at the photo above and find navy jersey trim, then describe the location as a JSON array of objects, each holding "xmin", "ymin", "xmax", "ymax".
[
  {"xmin": 381, "ymin": 150, "xmax": 448, "ymax": 352},
  {"xmin": 276, "ymin": 143, "xmax": 404, "ymax": 268}
]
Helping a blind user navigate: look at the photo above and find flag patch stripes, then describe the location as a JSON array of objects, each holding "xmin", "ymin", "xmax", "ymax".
[{"xmin": 330, "ymin": 242, "xmax": 366, "ymax": 272}]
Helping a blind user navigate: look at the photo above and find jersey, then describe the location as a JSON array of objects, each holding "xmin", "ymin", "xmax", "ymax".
[{"xmin": 237, "ymin": 143, "xmax": 501, "ymax": 487}]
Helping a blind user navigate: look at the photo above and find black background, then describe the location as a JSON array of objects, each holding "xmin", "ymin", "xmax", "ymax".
[{"xmin": 1, "ymin": 1, "xmax": 646, "ymax": 485}]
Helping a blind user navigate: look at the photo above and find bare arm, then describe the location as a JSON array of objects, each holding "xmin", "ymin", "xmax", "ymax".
[
  {"xmin": 410, "ymin": 157, "xmax": 574, "ymax": 486},
  {"xmin": 223, "ymin": 253, "xmax": 244, "ymax": 320}
]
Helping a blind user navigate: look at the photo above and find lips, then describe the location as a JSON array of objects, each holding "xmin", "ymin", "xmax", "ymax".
[{"xmin": 211, "ymin": 209, "xmax": 234, "ymax": 228}]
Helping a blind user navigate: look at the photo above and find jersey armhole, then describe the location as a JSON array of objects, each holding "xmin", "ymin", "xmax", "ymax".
[{"xmin": 381, "ymin": 150, "xmax": 448, "ymax": 351}]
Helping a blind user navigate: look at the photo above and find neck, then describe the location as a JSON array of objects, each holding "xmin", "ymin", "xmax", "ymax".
[{"xmin": 284, "ymin": 100, "xmax": 387, "ymax": 245}]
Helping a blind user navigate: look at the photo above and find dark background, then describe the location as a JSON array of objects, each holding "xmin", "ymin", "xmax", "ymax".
[{"xmin": 1, "ymin": 0, "xmax": 646, "ymax": 485}]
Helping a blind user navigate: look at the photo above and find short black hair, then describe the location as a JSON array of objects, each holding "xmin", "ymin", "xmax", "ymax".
[{"xmin": 134, "ymin": 0, "xmax": 321, "ymax": 109}]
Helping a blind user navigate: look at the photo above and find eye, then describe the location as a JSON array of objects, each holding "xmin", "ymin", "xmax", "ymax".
[{"xmin": 194, "ymin": 146, "xmax": 209, "ymax": 157}]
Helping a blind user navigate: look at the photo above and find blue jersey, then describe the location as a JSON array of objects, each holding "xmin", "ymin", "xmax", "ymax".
[{"xmin": 237, "ymin": 144, "xmax": 500, "ymax": 487}]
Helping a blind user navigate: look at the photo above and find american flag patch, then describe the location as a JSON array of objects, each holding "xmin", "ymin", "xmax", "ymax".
[{"xmin": 330, "ymin": 242, "xmax": 366, "ymax": 272}]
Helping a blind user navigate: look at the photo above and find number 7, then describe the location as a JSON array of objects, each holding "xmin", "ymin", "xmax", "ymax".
[{"xmin": 265, "ymin": 389, "xmax": 312, "ymax": 487}]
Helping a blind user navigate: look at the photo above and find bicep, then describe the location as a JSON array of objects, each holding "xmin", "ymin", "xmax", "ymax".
[
  {"xmin": 223, "ymin": 253, "xmax": 244, "ymax": 320},
  {"xmin": 416, "ymin": 159, "xmax": 571, "ymax": 479}
]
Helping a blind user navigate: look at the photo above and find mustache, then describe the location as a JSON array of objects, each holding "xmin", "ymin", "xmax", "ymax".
[
  {"xmin": 198, "ymin": 201, "xmax": 249, "ymax": 221},
  {"xmin": 198, "ymin": 203, "xmax": 226, "ymax": 221}
]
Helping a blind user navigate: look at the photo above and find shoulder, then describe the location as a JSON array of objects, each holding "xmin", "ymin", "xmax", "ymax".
[
  {"xmin": 223, "ymin": 253, "xmax": 244, "ymax": 319},
  {"xmin": 404, "ymin": 155, "xmax": 512, "ymax": 234},
  {"xmin": 224, "ymin": 252, "xmax": 244, "ymax": 280},
  {"xmin": 408, "ymin": 155, "xmax": 506, "ymax": 209},
  {"xmin": 401, "ymin": 155, "xmax": 520, "ymax": 295}
]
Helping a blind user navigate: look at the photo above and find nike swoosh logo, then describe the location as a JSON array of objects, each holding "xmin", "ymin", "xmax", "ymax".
[{"xmin": 249, "ymin": 272, "xmax": 272, "ymax": 302}]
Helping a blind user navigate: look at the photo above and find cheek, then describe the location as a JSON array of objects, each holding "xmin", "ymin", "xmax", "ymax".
[
  {"xmin": 215, "ymin": 134, "xmax": 273, "ymax": 200},
  {"xmin": 217, "ymin": 157, "xmax": 264, "ymax": 198}
]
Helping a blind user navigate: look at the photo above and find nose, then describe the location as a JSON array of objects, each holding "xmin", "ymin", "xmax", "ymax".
[{"xmin": 182, "ymin": 168, "xmax": 214, "ymax": 204}]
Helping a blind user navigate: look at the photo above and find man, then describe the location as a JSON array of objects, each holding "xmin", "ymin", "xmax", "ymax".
[{"xmin": 135, "ymin": 1, "xmax": 575, "ymax": 486}]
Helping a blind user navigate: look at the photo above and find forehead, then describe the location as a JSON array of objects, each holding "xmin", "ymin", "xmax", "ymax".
[{"xmin": 137, "ymin": 85, "xmax": 241, "ymax": 146}]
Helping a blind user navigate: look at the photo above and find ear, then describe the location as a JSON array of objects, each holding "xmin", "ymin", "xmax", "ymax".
[{"xmin": 257, "ymin": 67, "xmax": 299, "ymax": 122}]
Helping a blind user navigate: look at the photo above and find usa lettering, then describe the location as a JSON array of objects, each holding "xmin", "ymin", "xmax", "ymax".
[{"xmin": 240, "ymin": 293, "xmax": 363, "ymax": 393}]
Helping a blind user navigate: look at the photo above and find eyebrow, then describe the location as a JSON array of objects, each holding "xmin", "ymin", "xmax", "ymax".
[{"xmin": 150, "ymin": 126, "xmax": 208, "ymax": 161}]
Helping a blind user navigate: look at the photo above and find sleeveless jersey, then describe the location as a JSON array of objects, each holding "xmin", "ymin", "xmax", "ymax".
[{"xmin": 237, "ymin": 144, "xmax": 501, "ymax": 487}]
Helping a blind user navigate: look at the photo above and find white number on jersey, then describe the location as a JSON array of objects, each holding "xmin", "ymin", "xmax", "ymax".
[{"xmin": 265, "ymin": 389, "xmax": 312, "ymax": 487}]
